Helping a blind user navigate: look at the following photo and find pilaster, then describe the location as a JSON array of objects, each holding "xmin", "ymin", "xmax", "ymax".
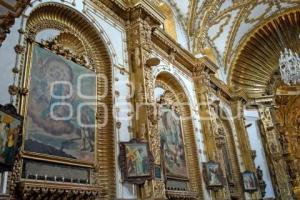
[
  {"xmin": 230, "ymin": 96, "xmax": 260, "ymax": 199},
  {"xmin": 127, "ymin": 3, "xmax": 166, "ymax": 200},
  {"xmin": 193, "ymin": 69, "xmax": 218, "ymax": 161},
  {"xmin": 258, "ymin": 106, "xmax": 294, "ymax": 200},
  {"xmin": 193, "ymin": 67, "xmax": 225, "ymax": 200}
]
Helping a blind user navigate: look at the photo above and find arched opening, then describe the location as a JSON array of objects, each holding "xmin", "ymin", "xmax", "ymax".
[
  {"xmin": 210, "ymin": 104, "xmax": 244, "ymax": 199},
  {"xmin": 13, "ymin": 3, "xmax": 115, "ymax": 199},
  {"xmin": 155, "ymin": 72, "xmax": 203, "ymax": 199}
]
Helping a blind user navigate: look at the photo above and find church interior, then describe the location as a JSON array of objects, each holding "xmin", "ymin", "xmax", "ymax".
[{"xmin": 0, "ymin": 0, "xmax": 299, "ymax": 199}]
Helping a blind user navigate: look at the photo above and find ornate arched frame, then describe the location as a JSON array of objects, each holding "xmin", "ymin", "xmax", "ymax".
[
  {"xmin": 154, "ymin": 71, "xmax": 203, "ymax": 198},
  {"xmin": 218, "ymin": 108, "xmax": 244, "ymax": 197},
  {"xmin": 16, "ymin": 2, "xmax": 116, "ymax": 199},
  {"xmin": 207, "ymin": 93, "xmax": 244, "ymax": 197},
  {"xmin": 221, "ymin": 103, "xmax": 245, "ymax": 171}
]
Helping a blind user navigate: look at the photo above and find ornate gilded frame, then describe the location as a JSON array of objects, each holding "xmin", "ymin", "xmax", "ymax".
[
  {"xmin": 159, "ymin": 104, "xmax": 189, "ymax": 181},
  {"xmin": 154, "ymin": 73, "xmax": 203, "ymax": 196},
  {"xmin": 20, "ymin": 41, "xmax": 97, "ymax": 168},
  {"xmin": 202, "ymin": 161, "xmax": 224, "ymax": 191},
  {"xmin": 11, "ymin": 3, "xmax": 116, "ymax": 199},
  {"xmin": 241, "ymin": 170, "xmax": 258, "ymax": 193},
  {"xmin": 0, "ymin": 104, "xmax": 23, "ymax": 171},
  {"xmin": 119, "ymin": 138, "xmax": 154, "ymax": 185}
]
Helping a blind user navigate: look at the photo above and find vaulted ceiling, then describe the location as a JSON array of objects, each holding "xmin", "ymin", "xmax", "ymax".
[
  {"xmin": 146, "ymin": 0, "xmax": 300, "ymax": 71},
  {"xmin": 230, "ymin": 10, "xmax": 300, "ymax": 98}
]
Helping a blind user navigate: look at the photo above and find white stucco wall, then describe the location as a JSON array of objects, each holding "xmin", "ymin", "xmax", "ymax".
[
  {"xmin": 244, "ymin": 109, "xmax": 275, "ymax": 199},
  {"xmin": 0, "ymin": 18, "xmax": 22, "ymax": 105}
]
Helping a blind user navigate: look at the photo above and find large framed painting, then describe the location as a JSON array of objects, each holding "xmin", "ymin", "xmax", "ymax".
[
  {"xmin": 242, "ymin": 171, "xmax": 258, "ymax": 193},
  {"xmin": 158, "ymin": 106, "xmax": 188, "ymax": 179},
  {"xmin": 24, "ymin": 44, "xmax": 96, "ymax": 164},
  {"xmin": 0, "ymin": 104, "xmax": 23, "ymax": 171},
  {"xmin": 119, "ymin": 139, "xmax": 154, "ymax": 184},
  {"xmin": 203, "ymin": 161, "xmax": 224, "ymax": 190}
]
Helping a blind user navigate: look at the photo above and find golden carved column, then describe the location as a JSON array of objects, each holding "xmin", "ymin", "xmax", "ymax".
[
  {"xmin": 230, "ymin": 96, "xmax": 260, "ymax": 199},
  {"xmin": 127, "ymin": 5, "xmax": 166, "ymax": 200},
  {"xmin": 193, "ymin": 68, "xmax": 225, "ymax": 200},
  {"xmin": 193, "ymin": 69, "xmax": 218, "ymax": 160},
  {"xmin": 259, "ymin": 106, "xmax": 294, "ymax": 200}
]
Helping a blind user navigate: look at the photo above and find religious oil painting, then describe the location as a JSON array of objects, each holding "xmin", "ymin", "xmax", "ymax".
[
  {"xmin": 203, "ymin": 161, "xmax": 224, "ymax": 188},
  {"xmin": 242, "ymin": 171, "xmax": 258, "ymax": 192},
  {"xmin": 158, "ymin": 106, "xmax": 188, "ymax": 178},
  {"xmin": 0, "ymin": 105, "xmax": 23, "ymax": 168},
  {"xmin": 125, "ymin": 143, "xmax": 150, "ymax": 177},
  {"xmin": 119, "ymin": 140, "xmax": 154, "ymax": 184},
  {"xmin": 25, "ymin": 45, "xmax": 96, "ymax": 163}
]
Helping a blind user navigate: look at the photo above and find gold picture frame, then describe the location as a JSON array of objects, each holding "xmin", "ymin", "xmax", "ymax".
[
  {"xmin": 20, "ymin": 41, "xmax": 97, "ymax": 168},
  {"xmin": 203, "ymin": 161, "xmax": 224, "ymax": 190},
  {"xmin": 242, "ymin": 171, "xmax": 258, "ymax": 193},
  {"xmin": 119, "ymin": 139, "xmax": 154, "ymax": 185},
  {"xmin": 0, "ymin": 104, "xmax": 23, "ymax": 171}
]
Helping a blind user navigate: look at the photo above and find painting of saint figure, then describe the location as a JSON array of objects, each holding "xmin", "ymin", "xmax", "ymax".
[
  {"xmin": 125, "ymin": 143, "xmax": 150, "ymax": 177},
  {"xmin": 242, "ymin": 171, "xmax": 257, "ymax": 192},
  {"xmin": 158, "ymin": 106, "xmax": 188, "ymax": 178},
  {"xmin": 204, "ymin": 161, "xmax": 223, "ymax": 188},
  {"xmin": 24, "ymin": 45, "xmax": 96, "ymax": 163},
  {"xmin": 0, "ymin": 107, "xmax": 22, "ymax": 167}
]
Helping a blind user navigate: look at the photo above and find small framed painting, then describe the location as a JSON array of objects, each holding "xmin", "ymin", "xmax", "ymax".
[
  {"xmin": 203, "ymin": 161, "xmax": 224, "ymax": 190},
  {"xmin": 119, "ymin": 139, "xmax": 154, "ymax": 184},
  {"xmin": 0, "ymin": 104, "xmax": 23, "ymax": 171},
  {"xmin": 242, "ymin": 171, "xmax": 258, "ymax": 193}
]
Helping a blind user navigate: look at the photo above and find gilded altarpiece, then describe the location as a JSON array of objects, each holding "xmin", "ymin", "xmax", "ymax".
[
  {"xmin": 153, "ymin": 76, "xmax": 203, "ymax": 199},
  {"xmin": 9, "ymin": 3, "xmax": 115, "ymax": 199},
  {"xmin": 207, "ymin": 97, "xmax": 244, "ymax": 199},
  {"xmin": 158, "ymin": 105, "xmax": 188, "ymax": 180},
  {"xmin": 127, "ymin": 8, "xmax": 167, "ymax": 199},
  {"xmin": 25, "ymin": 45, "xmax": 96, "ymax": 163},
  {"xmin": 259, "ymin": 106, "xmax": 293, "ymax": 200}
]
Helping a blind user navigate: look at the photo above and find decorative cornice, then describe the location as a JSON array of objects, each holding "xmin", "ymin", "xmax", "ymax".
[
  {"xmin": 152, "ymin": 27, "xmax": 195, "ymax": 69},
  {"xmin": 152, "ymin": 27, "xmax": 220, "ymax": 76},
  {"xmin": 165, "ymin": 190, "xmax": 198, "ymax": 200},
  {"xmin": 210, "ymin": 76, "xmax": 232, "ymax": 102},
  {"xmin": 196, "ymin": 56, "xmax": 219, "ymax": 74},
  {"xmin": 92, "ymin": 0, "xmax": 164, "ymax": 26},
  {"xmin": 230, "ymin": 87, "xmax": 248, "ymax": 104},
  {"xmin": 128, "ymin": 0, "xmax": 165, "ymax": 25},
  {"xmin": 17, "ymin": 180, "xmax": 101, "ymax": 199}
]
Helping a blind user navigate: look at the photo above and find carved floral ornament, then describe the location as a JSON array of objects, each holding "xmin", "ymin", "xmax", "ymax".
[
  {"xmin": 38, "ymin": 35, "xmax": 93, "ymax": 70},
  {"xmin": 155, "ymin": 80, "xmax": 182, "ymax": 115}
]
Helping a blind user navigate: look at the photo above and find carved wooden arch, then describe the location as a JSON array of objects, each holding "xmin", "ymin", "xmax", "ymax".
[
  {"xmin": 214, "ymin": 107, "xmax": 244, "ymax": 198},
  {"xmin": 155, "ymin": 71, "xmax": 203, "ymax": 199},
  {"xmin": 18, "ymin": 3, "xmax": 115, "ymax": 199}
]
